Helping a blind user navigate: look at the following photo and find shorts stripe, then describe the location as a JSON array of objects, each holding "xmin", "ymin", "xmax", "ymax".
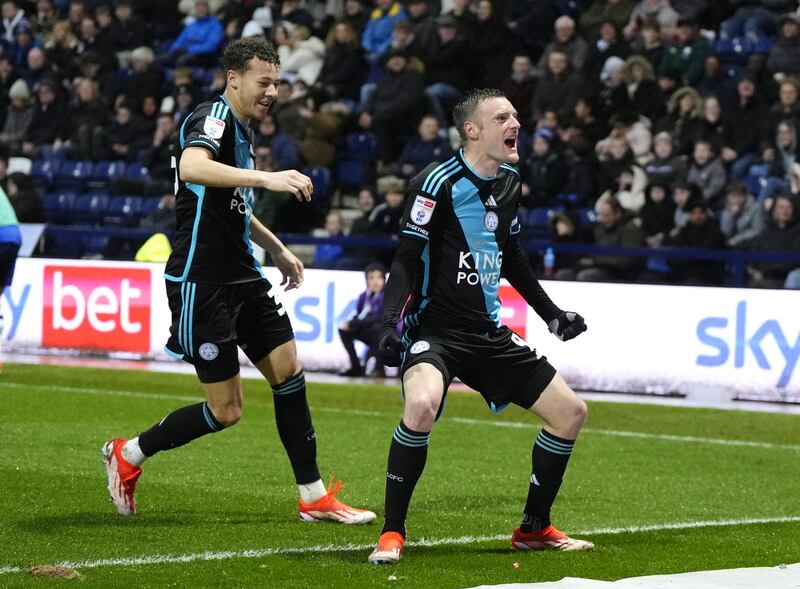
[
  {"xmin": 187, "ymin": 282, "xmax": 196, "ymax": 357},
  {"xmin": 179, "ymin": 282, "xmax": 188, "ymax": 355}
]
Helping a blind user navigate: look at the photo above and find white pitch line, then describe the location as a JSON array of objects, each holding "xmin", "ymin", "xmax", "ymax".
[
  {"xmin": 1, "ymin": 515, "xmax": 799, "ymax": 576},
  {"xmin": 4, "ymin": 383, "xmax": 799, "ymax": 452}
]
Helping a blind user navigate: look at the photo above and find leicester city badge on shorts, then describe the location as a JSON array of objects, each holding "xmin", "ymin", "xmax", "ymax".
[
  {"xmin": 410, "ymin": 195, "xmax": 436, "ymax": 226},
  {"xmin": 484, "ymin": 211, "xmax": 499, "ymax": 231},
  {"xmin": 199, "ymin": 342, "xmax": 219, "ymax": 361},
  {"xmin": 409, "ymin": 340, "xmax": 430, "ymax": 354},
  {"xmin": 203, "ymin": 115, "xmax": 226, "ymax": 139}
]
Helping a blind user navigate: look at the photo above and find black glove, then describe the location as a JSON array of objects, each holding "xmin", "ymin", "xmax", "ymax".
[
  {"xmin": 548, "ymin": 310, "xmax": 587, "ymax": 341},
  {"xmin": 377, "ymin": 326, "xmax": 402, "ymax": 367}
]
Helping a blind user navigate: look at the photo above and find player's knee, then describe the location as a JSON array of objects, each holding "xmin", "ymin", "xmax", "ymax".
[
  {"xmin": 570, "ymin": 398, "xmax": 588, "ymax": 430},
  {"xmin": 209, "ymin": 403, "xmax": 242, "ymax": 427},
  {"xmin": 405, "ymin": 394, "xmax": 440, "ymax": 429}
]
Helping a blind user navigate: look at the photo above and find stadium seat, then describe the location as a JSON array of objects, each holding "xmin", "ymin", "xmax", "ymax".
[
  {"xmin": 89, "ymin": 160, "xmax": 127, "ymax": 188},
  {"xmin": 57, "ymin": 160, "xmax": 93, "ymax": 190},
  {"xmin": 84, "ymin": 233, "xmax": 111, "ymax": 257},
  {"xmin": 336, "ymin": 159, "xmax": 367, "ymax": 194},
  {"xmin": 125, "ymin": 162, "xmax": 152, "ymax": 182},
  {"xmin": 141, "ymin": 196, "xmax": 162, "ymax": 216},
  {"xmin": 342, "ymin": 132, "xmax": 377, "ymax": 160},
  {"xmin": 716, "ymin": 37, "xmax": 753, "ymax": 65},
  {"xmin": 44, "ymin": 228, "xmax": 86, "ymax": 258},
  {"xmin": 72, "ymin": 193, "xmax": 110, "ymax": 225},
  {"xmin": 30, "ymin": 159, "xmax": 60, "ymax": 189},
  {"xmin": 303, "ymin": 166, "xmax": 332, "ymax": 199},
  {"xmin": 42, "ymin": 191, "xmax": 77, "ymax": 224},
  {"xmin": 103, "ymin": 195, "xmax": 144, "ymax": 227}
]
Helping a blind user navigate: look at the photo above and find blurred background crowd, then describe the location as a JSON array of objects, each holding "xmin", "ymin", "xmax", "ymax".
[{"xmin": 1, "ymin": 0, "xmax": 800, "ymax": 287}]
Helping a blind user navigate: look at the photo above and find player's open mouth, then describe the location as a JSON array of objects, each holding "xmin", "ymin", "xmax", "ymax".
[{"xmin": 504, "ymin": 135, "xmax": 517, "ymax": 149}]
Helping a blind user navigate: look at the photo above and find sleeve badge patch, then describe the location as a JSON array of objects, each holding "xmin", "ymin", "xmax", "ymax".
[
  {"xmin": 410, "ymin": 195, "xmax": 436, "ymax": 226},
  {"xmin": 203, "ymin": 116, "xmax": 226, "ymax": 139}
]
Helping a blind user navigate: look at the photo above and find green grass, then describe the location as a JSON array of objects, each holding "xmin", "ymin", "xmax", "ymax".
[{"xmin": 1, "ymin": 363, "xmax": 799, "ymax": 588}]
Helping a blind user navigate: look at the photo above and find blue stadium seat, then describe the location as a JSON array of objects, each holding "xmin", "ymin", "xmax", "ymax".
[
  {"xmin": 57, "ymin": 160, "xmax": 93, "ymax": 190},
  {"xmin": 577, "ymin": 207, "xmax": 595, "ymax": 229},
  {"xmin": 125, "ymin": 163, "xmax": 152, "ymax": 182},
  {"xmin": 141, "ymin": 197, "xmax": 162, "ymax": 216},
  {"xmin": 716, "ymin": 37, "xmax": 753, "ymax": 65},
  {"xmin": 342, "ymin": 132, "xmax": 377, "ymax": 160},
  {"xmin": 43, "ymin": 191, "xmax": 78, "ymax": 223},
  {"xmin": 45, "ymin": 228, "xmax": 86, "ymax": 258},
  {"xmin": 72, "ymin": 193, "xmax": 110, "ymax": 225},
  {"xmin": 336, "ymin": 159, "xmax": 366, "ymax": 194},
  {"xmin": 303, "ymin": 166, "xmax": 332, "ymax": 199},
  {"xmin": 103, "ymin": 195, "xmax": 144, "ymax": 227},
  {"xmin": 89, "ymin": 160, "xmax": 127, "ymax": 187},
  {"xmin": 30, "ymin": 159, "xmax": 60, "ymax": 188},
  {"xmin": 84, "ymin": 233, "xmax": 110, "ymax": 257}
]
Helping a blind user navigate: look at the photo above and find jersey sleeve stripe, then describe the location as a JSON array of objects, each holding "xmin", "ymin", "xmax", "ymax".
[
  {"xmin": 402, "ymin": 229, "xmax": 429, "ymax": 240},
  {"xmin": 430, "ymin": 165, "xmax": 462, "ymax": 195},
  {"xmin": 421, "ymin": 157, "xmax": 458, "ymax": 193},
  {"xmin": 186, "ymin": 139, "xmax": 219, "ymax": 152}
]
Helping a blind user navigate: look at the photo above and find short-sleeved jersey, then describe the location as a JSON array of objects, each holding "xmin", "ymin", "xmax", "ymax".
[
  {"xmin": 164, "ymin": 96, "xmax": 265, "ymax": 285},
  {"xmin": 399, "ymin": 148, "xmax": 523, "ymax": 330}
]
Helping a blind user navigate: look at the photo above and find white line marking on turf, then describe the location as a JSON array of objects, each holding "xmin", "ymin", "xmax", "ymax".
[
  {"xmin": 5, "ymin": 383, "xmax": 798, "ymax": 452},
  {"xmin": 0, "ymin": 381, "xmax": 202, "ymax": 403},
  {"xmin": 1, "ymin": 515, "xmax": 799, "ymax": 575}
]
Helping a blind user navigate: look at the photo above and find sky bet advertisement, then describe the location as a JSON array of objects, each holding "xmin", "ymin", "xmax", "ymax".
[{"xmin": 3, "ymin": 259, "xmax": 798, "ymax": 401}]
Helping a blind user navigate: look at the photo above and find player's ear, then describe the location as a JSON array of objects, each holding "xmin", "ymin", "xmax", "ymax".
[
  {"xmin": 464, "ymin": 120, "xmax": 479, "ymax": 141},
  {"xmin": 227, "ymin": 69, "xmax": 239, "ymax": 90}
]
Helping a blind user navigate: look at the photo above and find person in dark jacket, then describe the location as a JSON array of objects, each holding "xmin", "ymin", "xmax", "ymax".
[
  {"xmin": 21, "ymin": 78, "xmax": 67, "ymax": 157},
  {"xmin": 767, "ymin": 13, "xmax": 800, "ymax": 77},
  {"xmin": 533, "ymin": 49, "xmax": 583, "ymax": 121},
  {"xmin": 421, "ymin": 15, "xmax": 471, "ymax": 127},
  {"xmin": 358, "ymin": 48, "xmax": 426, "ymax": 164},
  {"xmin": 640, "ymin": 182, "xmax": 676, "ymax": 247},
  {"xmin": 316, "ymin": 21, "xmax": 364, "ymax": 101},
  {"xmin": 745, "ymin": 194, "xmax": 800, "ymax": 287},
  {"xmin": 521, "ymin": 127, "xmax": 567, "ymax": 208},
  {"xmin": 665, "ymin": 193, "xmax": 727, "ymax": 284},
  {"xmin": 395, "ymin": 114, "xmax": 453, "ymax": 181},
  {"xmin": 720, "ymin": 73, "xmax": 768, "ymax": 180},
  {"xmin": 338, "ymin": 262, "xmax": 386, "ymax": 376},
  {"xmin": 471, "ymin": 0, "xmax": 511, "ymax": 89}
]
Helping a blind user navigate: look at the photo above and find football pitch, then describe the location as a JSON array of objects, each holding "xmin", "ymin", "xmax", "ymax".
[{"xmin": 2, "ymin": 363, "xmax": 799, "ymax": 588}]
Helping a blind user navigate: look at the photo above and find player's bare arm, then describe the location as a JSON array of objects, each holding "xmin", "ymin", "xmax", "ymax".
[
  {"xmin": 249, "ymin": 216, "xmax": 304, "ymax": 290},
  {"xmin": 180, "ymin": 146, "xmax": 313, "ymax": 201}
]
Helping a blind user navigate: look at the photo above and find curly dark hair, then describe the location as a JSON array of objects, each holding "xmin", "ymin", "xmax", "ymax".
[
  {"xmin": 452, "ymin": 88, "xmax": 507, "ymax": 143},
  {"xmin": 222, "ymin": 37, "xmax": 280, "ymax": 73}
]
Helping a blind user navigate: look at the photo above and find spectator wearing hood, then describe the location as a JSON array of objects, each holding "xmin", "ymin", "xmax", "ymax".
[
  {"xmin": 655, "ymin": 85, "xmax": 704, "ymax": 155},
  {"xmin": 719, "ymin": 180, "xmax": 765, "ymax": 248},
  {"xmin": 521, "ymin": 127, "xmax": 567, "ymax": 208},
  {"xmin": 640, "ymin": 182, "xmax": 676, "ymax": 247},
  {"xmin": 0, "ymin": 79, "xmax": 33, "ymax": 155},
  {"xmin": 768, "ymin": 14, "xmax": 800, "ymax": 77},
  {"xmin": 720, "ymin": 72, "xmax": 769, "ymax": 180},
  {"xmin": 665, "ymin": 193, "xmax": 727, "ymax": 285},
  {"xmin": 624, "ymin": 54, "xmax": 665, "ymax": 122}
]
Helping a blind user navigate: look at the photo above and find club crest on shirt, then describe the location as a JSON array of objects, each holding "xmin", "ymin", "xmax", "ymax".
[
  {"xmin": 411, "ymin": 195, "xmax": 436, "ymax": 226},
  {"xmin": 203, "ymin": 116, "xmax": 226, "ymax": 139},
  {"xmin": 484, "ymin": 211, "xmax": 499, "ymax": 231}
]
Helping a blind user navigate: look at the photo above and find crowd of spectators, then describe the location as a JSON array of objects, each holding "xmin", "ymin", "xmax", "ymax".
[{"xmin": 0, "ymin": 0, "xmax": 799, "ymax": 288}]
